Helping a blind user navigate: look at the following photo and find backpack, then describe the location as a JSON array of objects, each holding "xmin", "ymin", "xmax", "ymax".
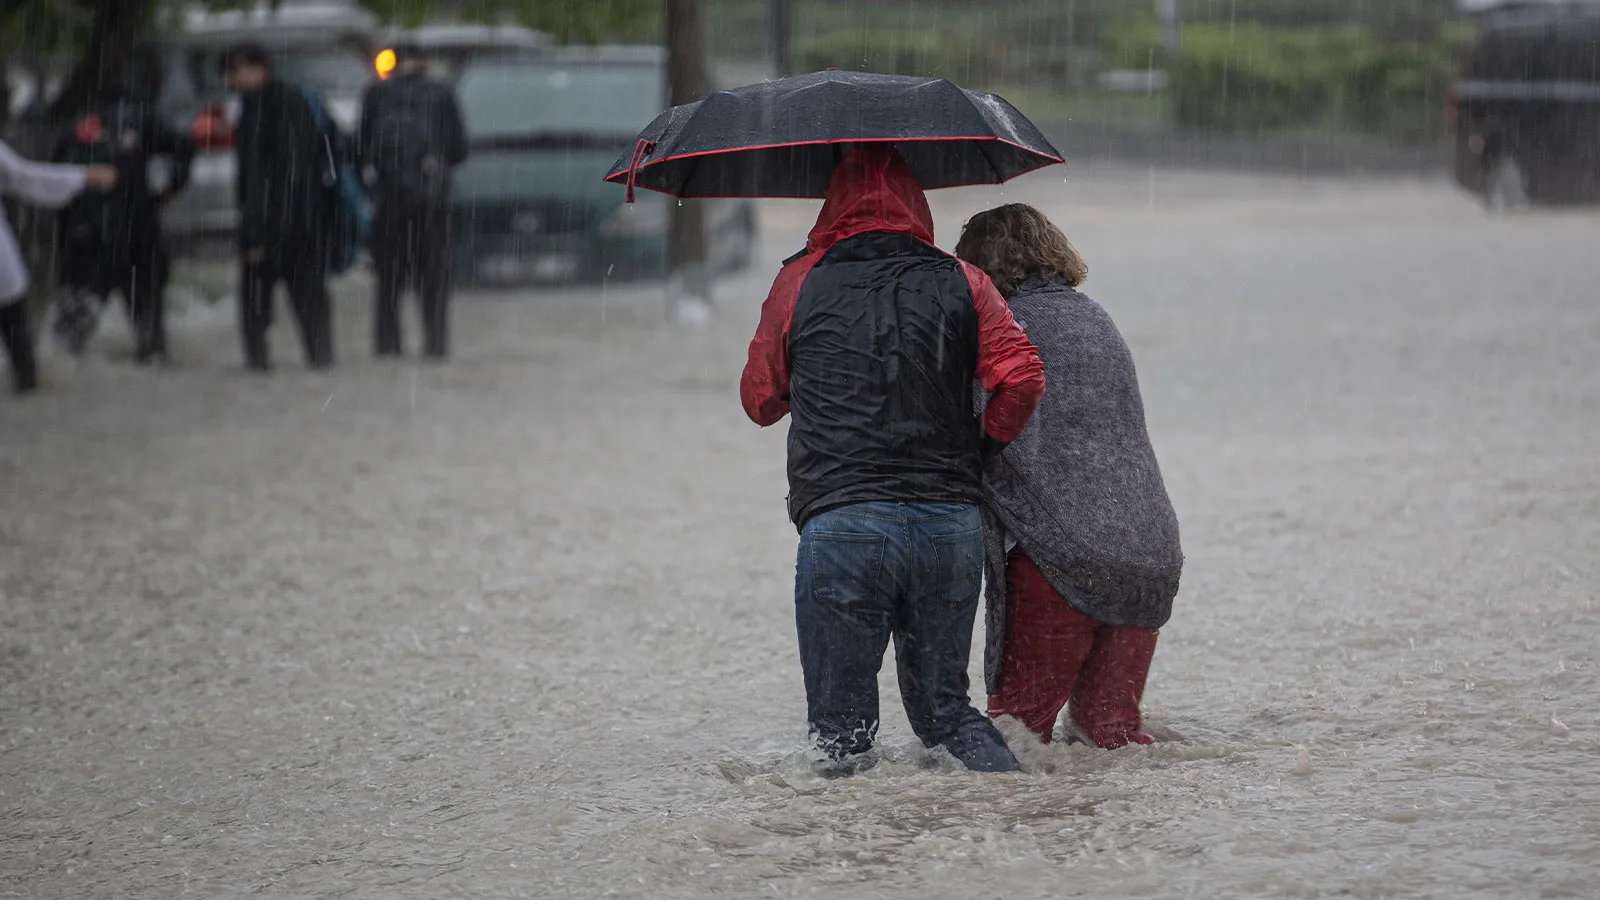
[
  {"xmin": 368, "ymin": 79, "xmax": 449, "ymax": 207},
  {"xmin": 301, "ymin": 86, "xmax": 372, "ymax": 275},
  {"xmin": 57, "ymin": 105, "xmax": 143, "ymax": 261}
]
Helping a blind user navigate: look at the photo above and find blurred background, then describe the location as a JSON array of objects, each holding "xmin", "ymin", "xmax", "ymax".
[{"xmin": 5, "ymin": 0, "xmax": 1587, "ymax": 288}]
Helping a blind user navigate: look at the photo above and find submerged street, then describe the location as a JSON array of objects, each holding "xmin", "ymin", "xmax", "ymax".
[{"xmin": 3, "ymin": 166, "xmax": 1598, "ymax": 898}]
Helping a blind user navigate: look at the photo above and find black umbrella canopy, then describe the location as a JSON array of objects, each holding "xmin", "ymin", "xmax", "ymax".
[{"xmin": 604, "ymin": 70, "xmax": 1064, "ymax": 199}]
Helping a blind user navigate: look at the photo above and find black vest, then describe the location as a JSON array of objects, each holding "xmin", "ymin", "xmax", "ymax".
[{"xmin": 785, "ymin": 231, "xmax": 983, "ymax": 527}]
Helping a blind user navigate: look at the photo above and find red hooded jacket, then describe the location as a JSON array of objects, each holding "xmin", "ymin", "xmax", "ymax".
[{"xmin": 739, "ymin": 146, "xmax": 1045, "ymax": 526}]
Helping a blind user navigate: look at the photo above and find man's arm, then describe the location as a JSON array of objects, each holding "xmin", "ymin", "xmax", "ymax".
[
  {"xmin": 963, "ymin": 262, "xmax": 1045, "ymax": 442},
  {"xmin": 236, "ymin": 101, "xmax": 270, "ymax": 253},
  {"xmin": 145, "ymin": 110, "xmax": 195, "ymax": 200},
  {"xmin": 0, "ymin": 140, "xmax": 87, "ymax": 208},
  {"xmin": 739, "ymin": 254, "xmax": 816, "ymax": 426},
  {"xmin": 355, "ymin": 82, "xmax": 379, "ymax": 174},
  {"xmin": 439, "ymin": 84, "xmax": 467, "ymax": 167}
]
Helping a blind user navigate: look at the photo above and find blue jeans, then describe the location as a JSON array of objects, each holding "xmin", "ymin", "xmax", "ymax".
[{"xmin": 795, "ymin": 501, "xmax": 1016, "ymax": 771}]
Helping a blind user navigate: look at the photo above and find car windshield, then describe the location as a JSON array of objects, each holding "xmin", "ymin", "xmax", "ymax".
[
  {"xmin": 278, "ymin": 49, "xmax": 372, "ymax": 91},
  {"xmin": 457, "ymin": 62, "xmax": 662, "ymax": 139}
]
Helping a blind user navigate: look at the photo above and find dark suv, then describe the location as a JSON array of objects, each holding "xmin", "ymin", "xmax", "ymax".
[{"xmin": 1449, "ymin": 5, "xmax": 1600, "ymax": 209}]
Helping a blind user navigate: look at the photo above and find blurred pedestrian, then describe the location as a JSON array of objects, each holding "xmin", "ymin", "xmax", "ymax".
[
  {"xmin": 740, "ymin": 146, "xmax": 1045, "ymax": 775},
  {"xmin": 223, "ymin": 42, "xmax": 335, "ymax": 371},
  {"xmin": 954, "ymin": 203, "xmax": 1183, "ymax": 749},
  {"xmin": 0, "ymin": 141, "xmax": 117, "ymax": 394},
  {"xmin": 358, "ymin": 43, "xmax": 466, "ymax": 360},
  {"xmin": 51, "ymin": 81, "xmax": 195, "ymax": 363}
]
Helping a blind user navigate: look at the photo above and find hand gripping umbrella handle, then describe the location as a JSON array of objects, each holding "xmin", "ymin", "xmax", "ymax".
[{"xmin": 624, "ymin": 138, "xmax": 656, "ymax": 203}]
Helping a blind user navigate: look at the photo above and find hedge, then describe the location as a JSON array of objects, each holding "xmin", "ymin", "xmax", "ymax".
[
  {"xmin": 770, "ymin": 15, "xmax": 1477, "ymax": 141},
  {"xmin": 1164, "ymin": 23, "xmax": 1472, "ymax": 138},
  {"xmin": 792, "ymin": 28, "xmax": 998, "ymax": 83}
]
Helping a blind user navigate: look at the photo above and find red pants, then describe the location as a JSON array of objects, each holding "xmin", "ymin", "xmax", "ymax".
[{"xmin": 987, "ymin": 547, "xmax": 1159, "ymax": 748}]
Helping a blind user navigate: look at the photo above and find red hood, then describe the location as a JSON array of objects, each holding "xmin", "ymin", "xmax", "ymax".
[{"xmin": 806, "ymin": 145, "xmax": 934, "ymax": 254}]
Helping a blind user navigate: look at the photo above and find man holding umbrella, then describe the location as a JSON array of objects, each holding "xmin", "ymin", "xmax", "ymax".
[
  {"xmin": 740, "ymin": 144, "xmax": 1044, "ymax": 774},
  {"xmin": 607, "ymin": 71, "xmax": 1060, "ymax": 773}
]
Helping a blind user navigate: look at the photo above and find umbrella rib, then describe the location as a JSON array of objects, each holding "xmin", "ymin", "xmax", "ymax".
[
  {"xmin": 975, "ymin": 137, "xmax": 1007, "ymax": 182},
  {"xmin": 678, "ymin": 152, "xmax": 703, "ymax": 197}
]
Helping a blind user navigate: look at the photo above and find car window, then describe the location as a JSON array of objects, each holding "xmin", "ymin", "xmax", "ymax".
[
  {"xmin": 181, "ymin": 45, "xmax": 371, "ymax": 97},
  {"xmin": 456, "ymin": 62, "xmax": 662, "ymax": 138},
  {"xmin": 279, "ymin": 50, "xmax": 372, "ymax": 92},
  {"xmin": 1548, "ymin": 22, "xmax": 1600, "ymax": 84},
  {"xmin": 1469, "ymin": 26, "xmax": 1550, "ymax": 81}
]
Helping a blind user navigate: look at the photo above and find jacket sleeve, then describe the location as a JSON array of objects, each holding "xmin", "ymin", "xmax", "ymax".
[
  {"xmin": 146, "ymin": 110, "xmax": 195, "ymax": 198},
  {"xmin": 440, "ymin": 86, "xmax": 467, "ymax": 167},
  {"xmin": 355, "ymin": 82, "xmax": 378, "ymax": 175},
  {"xmin": 237, "ymin": 99, "xmax": 272, "ymax": 249},
  {"xmin": 739, "ymin": 255, "xmax": 813, "ymax": 426},
  {"xmin": 964, "ymin": 262, "xmax": 1045, "ymax": 442},
  {"xmin": 0, "ymin": 140, "xmax": 85, "ymax": 209}
]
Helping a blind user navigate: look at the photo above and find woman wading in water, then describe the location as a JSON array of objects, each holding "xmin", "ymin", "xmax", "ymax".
[{"xmin": 956, "ymin": 203, "xmax": 1182, "ymax": 748}]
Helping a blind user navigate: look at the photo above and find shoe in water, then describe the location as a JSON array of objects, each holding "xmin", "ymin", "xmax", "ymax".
[
  {"xmin": 1064, "ymin": 720, "xmax": 1156, "ymax": 749},
  {"xmin": 811, "ymin": 749, "xmax": 878, "ymax": 779},
  {"xmin": 943, "ymin": 725, "xmax": 1020, "ymax": 773}
]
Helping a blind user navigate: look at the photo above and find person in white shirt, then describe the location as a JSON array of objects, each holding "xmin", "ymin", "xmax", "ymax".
[{"xmin": 0, "ymin": 140, "xmax": 116, "ymax": 394}]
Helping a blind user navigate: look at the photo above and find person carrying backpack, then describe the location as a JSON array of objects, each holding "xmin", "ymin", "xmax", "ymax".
[
  {"xmin": 357, "ymin": 44, "xmax": 466, "ymax": 360},
  {"xmin": 51, "ymin": 81, "xmax": 195, "ymax": 364},
  {"xmin": 222, "ymin": 42, "xmax": 336, "ymax": 371}
]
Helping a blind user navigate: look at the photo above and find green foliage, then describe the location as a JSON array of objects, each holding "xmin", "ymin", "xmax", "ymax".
[
  {"xmin": 2, "ymin": 0, "xmax": 95, "ymax": 62},
  {"xmin": 3, "ymin": 0, "xmax": 658, "ymax": 61},
  {"xmin": 1100, "ymin": 18, "xmax": 1169, "ymax": 72},
  {"xmin": 360, "ymin": 0, "xmax": 658, "ymax": 43},
  {"xmin": 1167, "ymin": 23, "xmax": 1463, "ymax": 138},
  {"xmin": 792, "ymin": 28, "xmax": 995, "ymax": 82}
]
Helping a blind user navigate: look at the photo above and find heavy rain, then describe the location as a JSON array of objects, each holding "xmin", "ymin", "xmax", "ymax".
[{"xmin": 2, "ymin": 1, "xmax": 1598, "ymax": 897}]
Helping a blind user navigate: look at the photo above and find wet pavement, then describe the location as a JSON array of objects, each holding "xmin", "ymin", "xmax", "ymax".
[{"xmin": 3, "ymin": 166, "xmax": 1598, "ymax": 898}]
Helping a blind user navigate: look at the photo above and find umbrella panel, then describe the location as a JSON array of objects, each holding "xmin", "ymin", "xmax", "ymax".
[
  {"xmin": 618, "ymin": 137, "xmax": 1057, "ymax": 199},
  {"xmin": 602, "ymin": 71, "xmax": 1065, "ymax": 199}
]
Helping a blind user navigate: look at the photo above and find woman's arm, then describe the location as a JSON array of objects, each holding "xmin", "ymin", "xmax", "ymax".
[{"xmin": 0, "ymin": 140, "xmax": 89, "ymax": 209}]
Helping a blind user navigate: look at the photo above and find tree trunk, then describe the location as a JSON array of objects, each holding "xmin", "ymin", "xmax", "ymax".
[
  {"xmin": 49, "ymin": 0, "xmax": 155, "ymax": 121},
  {"xmin": 664, "ymin": 0, "xmax": 708, "ymax": 305},
  {"xmin": 766, "ymin": 0, "xmax": 794, "ymax": 78}
]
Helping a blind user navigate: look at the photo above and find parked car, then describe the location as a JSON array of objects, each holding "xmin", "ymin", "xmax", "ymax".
[
  {"xmin": 1449, "ymin": 4, "xmax": 1600, "ymax": 209},
  {"xmin": 143, "ymin": 1, "xmax": 380, "ymax": 253},
  {"xmin": 451, "ymin": 46, "xmax": 756, "ymax": 286}
]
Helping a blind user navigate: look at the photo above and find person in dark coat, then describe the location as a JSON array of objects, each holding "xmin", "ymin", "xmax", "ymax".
[
  {"xmin": 954, "ymin": 203, "xmax": 1183, "ymax": 749},
  {"xmin": 740, "ymin": 146, "xmax": 1046, "ymax": 775},
  {"xmin": 223, "ymin": 42, "xmax": 335, "ymax": 371},
  {"xmin": 357, "ymin": 43, "xmax": 467, "ymax": 359},
  {"xmin": 52, "ymin": 82, "xmax": 195, "ymax": 363}
]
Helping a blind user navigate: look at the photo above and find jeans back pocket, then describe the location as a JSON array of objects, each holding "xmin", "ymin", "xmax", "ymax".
[
  {"xmin": 806, "ymin": 532, "xmax": 888, "ymax": 609},
  {"xmin": 930, "ymin": 528, "xmax": 984, "ymax": 608}
]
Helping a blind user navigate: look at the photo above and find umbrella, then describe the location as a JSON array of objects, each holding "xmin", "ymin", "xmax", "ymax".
[{"xmin": 603, "ymin": 69, "xmax": 1063, "ymax": 200}]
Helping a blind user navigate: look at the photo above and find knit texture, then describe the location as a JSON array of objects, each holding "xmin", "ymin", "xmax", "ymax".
[{"xmin": 980, "ymin": 276, "xmax": 1182, "ymax": 694}]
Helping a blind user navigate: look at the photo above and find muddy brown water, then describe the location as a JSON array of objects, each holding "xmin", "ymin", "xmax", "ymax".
[{"xmin": 3, "ymin": 167, "xmax": 1597, "ymax": 898}]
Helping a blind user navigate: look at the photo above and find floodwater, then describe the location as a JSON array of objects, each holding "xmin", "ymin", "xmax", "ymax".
[{"xmin": 3, "ymin": 167, "xmax": 1598, "ymax": 898}]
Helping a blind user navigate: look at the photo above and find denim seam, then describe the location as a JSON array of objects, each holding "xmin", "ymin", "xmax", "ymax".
[{"xmin": 816, "ymin": 505, "xmax": 975, "ymax": 526}]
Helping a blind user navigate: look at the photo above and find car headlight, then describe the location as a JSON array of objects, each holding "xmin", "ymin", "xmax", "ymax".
[{"xmin": 599, "ymin": 195, "xmax": 670, "ymax": 237}]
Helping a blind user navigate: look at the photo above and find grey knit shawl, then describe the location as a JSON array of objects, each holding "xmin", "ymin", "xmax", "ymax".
[{"xmin": 980, "ymin": 275, "xmax": 1182, "ymax": 694}]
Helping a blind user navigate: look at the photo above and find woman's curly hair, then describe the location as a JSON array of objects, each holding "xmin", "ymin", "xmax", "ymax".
[{"xmin": 954, "ymin": 203, "xmax": 1087, "ymax": 297}]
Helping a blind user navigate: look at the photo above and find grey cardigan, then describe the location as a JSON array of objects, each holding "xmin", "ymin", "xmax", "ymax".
[{"xmin": 980, "ymin": 275, "xmax": 1182, "ymax": 694}]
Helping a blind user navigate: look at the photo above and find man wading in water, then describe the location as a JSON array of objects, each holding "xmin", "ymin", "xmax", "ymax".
[{"xmin": 740, "ymin": 145, "xmax": 1045, "ymax": 775}]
